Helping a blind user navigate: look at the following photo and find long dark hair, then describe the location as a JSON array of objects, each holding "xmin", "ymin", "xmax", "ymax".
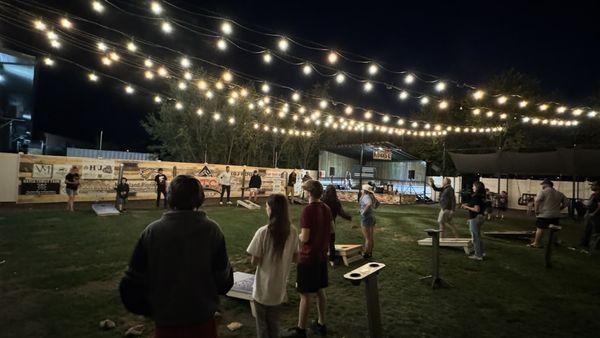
[
  {"xmin": 321, "ymin": 185, "xmax": 339, "ymax": 207},
  {"xmin": 267, "ymin": 194, "xmax": 291, "ymax": 259},
  {"xmin": 472, "ymin": 181, "xmax": 486, "ymax": 199}
]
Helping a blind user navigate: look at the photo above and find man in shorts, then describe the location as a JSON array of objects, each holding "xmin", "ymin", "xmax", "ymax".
[
  {"xmin": 429, "ymin": 177, "xmax": 458, "ymax": 238},
  {"xmin": 282, "ymin": 180, "xmax": 332, "ymax": 338},
  {"xmin": 65, "ymin": 166, "xmax": 80, "ymax": 211},
  {"xmin": 286, "ymin": 169, "xmax": 297, "ymax": 202},
  {"xmin": 529, "ymin": 179, "xmax": 568, "ymax": 248}
]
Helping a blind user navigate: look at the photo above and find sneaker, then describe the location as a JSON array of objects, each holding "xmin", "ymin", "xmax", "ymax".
[
  {"xmin": 219, "ymin": 202, "xmax": 223, "ymax": 205},
  {"xmin": 310, "ymin": 320, "xmax": 327, "ymax": 336},
  {"xmin": 281, "ymin": 327, "xmax": 307, "ymax": 338},
  {"xmin": 468, "ymin": 255, "xmax": 483, "ymax": 261},
  {"xmin": 227, "ymin": 201, "xmax": 232, "ymax": 205}
]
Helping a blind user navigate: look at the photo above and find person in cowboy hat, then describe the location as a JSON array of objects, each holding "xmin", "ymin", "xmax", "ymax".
[
  {"xmin": 359, "ymin": 184, "xmax": 379, "ymax": 259},
  {"xmin": 580, "ymin": 180, "xmax": 600, "ymax": 249},
  {"xmin": 529, "ymin": 178, "xmax": 568, "ymax": 248}
]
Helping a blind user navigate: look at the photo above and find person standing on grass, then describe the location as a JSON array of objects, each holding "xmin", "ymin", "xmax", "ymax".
[
  {"xmin": 282, "ymin": 180, "xmax": 332, "ymax": 338},
  {"xmin": 154, "ymin": 168, "xmax": 168, "ymax": 208},
  {"xmin": 495, "ymin": 191, "xmax": 508, "ymax": 220},
  {"xmin": 120, "ymin": 175, "xmax": 233, "ymax": 338},
  {"xmin": 359, "ymin": 184, "xmax": 379, "ymax": 259},
  {"xmin": 248, "ymin": 170, "xmax": 262, "ymax": 203},
  {"xmin": 322, "ymin": 185, "xmax": 352, "ymax": 266},
  {"xmin": 247, "ymin": 194, "xmax": 299, "ymax": 338},
  {"xmin": 461, "ymin": 181, "xmax": 487, "ymax": 261},
  {"xmin": 116, "ymin": 177, "xmax": 130, "ymax": 212},
  {"xmin": 528, "ymin": 179, "xmax": 568, "ymax": 248},
  {"xmin": 65, "ymin": 166, "xmax": 80, "ymax": 212},
  {"xmin": 429, "ymin": 177, "xmax": 458, "ymax": 238},
  {"xmin": 218, "ymin": 166, "xmax": 233, "ymax": 205},
  {"xmin": 581, "ymin": 181, "xmax": 600, "ymax": 250},
  {"xmin": 286, "ymin": 169, "xmax": 298, "ymax": 203}
]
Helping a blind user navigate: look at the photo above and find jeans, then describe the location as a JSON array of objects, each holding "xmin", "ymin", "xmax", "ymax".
[
  {"xmin": 254, "ymin": 302, "xmax": 281, "ymax": 338},
  {"xmin": 581, "ymin": 217, "xmax": 599, "ymax": 247},
  {"xmin": 220, "ymin": 185, "xmax": 231, "ymax": 202},
  {"xmin": 468, "ymin": 215, "xmax": 485, "ymax": 257},
  {"xmin": 156, "ymin": 188, "xmax": 167, "ymax": 208}
]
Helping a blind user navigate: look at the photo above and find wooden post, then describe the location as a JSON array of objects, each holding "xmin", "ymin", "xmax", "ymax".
[
  {"xmin": 545, "ymin": 225, "xmax": 562, "ymax": 268},
  {"xmin": 364, "ymin": 275, "xmax": 383, "ymax": 338},
  {"xmin": 241, "ymin": 168, "xmax": 246, "ymax": 199},
  {"xmin": 420, "ymin": 229, "xmax": 450, "ymax": 288}
]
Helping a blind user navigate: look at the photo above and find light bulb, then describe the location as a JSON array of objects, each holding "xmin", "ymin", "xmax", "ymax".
[
  {"xmin": 43, "ymin": 57, "xmax": 54, "ymax": 66},
  {"xmin": 161, "ymin": 21, "xmax": 173, "ymax": 33},
  {"xmin": 144, "ymin": 59, "xmax": 154, "ymax": 68},
  {"xmin": 125, "ymin": 85, "xmax": 134, "ymax": 94},
  {"xmin": 175, "ymin": 102, "xmax": 183, "ymax": 110},
  {"xmin": 150, "ymin": 1, "xmax": 163, "ymax": 14},
  {"xmin": 497, "ymin": 96, "xmax": 508, "ymax": 105},
  {"xmin": 398, "ymin": 90, "xmax": 409, "ymax": 100},
  {"xmin": 411, "ymin": 122, "xmax": 418, "ymax": 128},
  {"xmin": 335, "ymin": 73, "xmax": 346, "ymax": 84},
  {"xmin": 108, "ymin": 52, "xmax": 120, "ymax": 61},
  {"xmin": 539, "ymin": 104, "xmax": 549, "ymax": 111},
  {"xmin": 178, "ymin": 81, "xmax": 187, "ymax": 90},
  {"xmin": 368, "ymin": 63, "xmax": 378, "ymax": 75},
  {"xmin": 344, "ymin": 106, "xmax": 353, "ymax": 115},
  {"xmin": 221, "ymin": 71, "xmax": 233, "ymax": 82},
  {"xmin": 292, "ymin": 92, "xmax": 300, "ymax": 101},
  {"xmin": 228, "ymin": 117, "xmax": 235, "ymax": 125},
  {"xmin": 221, "ymin": 21, "xmax": 233, "ymax": 35},
  {"xmin": 587, "ymin": 111, "xmax": 597, "ymax": 118},
  {"xmin": 183, "ymin": 71, "xmax": 192, "ymax": 80},
  {"xmin": 196, "ymin": 108, "xmax": 204, "ymax": 116},
  {"xmin": 60, "ymin": 18, "xmax": 73, "ymax": 29},
  {"xmin": 261, "ymin": 83, "xmax": 270, "ymax": 93},
  {"xmin": 556, "ymin": 106, "xmax": 567, "ymax": 114},
  {"xmin": 302, "ymin": 63, "xmax": 312, "ymax": 75},
  {"xmin": 420, "ymin": 96, "xmax": 430, "ymax": 105},
  {"xmin": 397, "ymin": 119, "xmax": 405, "ymax": 126},
  {"xmin": 500, "ymin": 113, "xmax": 508, "ymax": 119},
  {"xmin": 205, "ymin": 91, "xmax": 214, "ymax": 99},
  {"xmin": 240, "ymin": 88, "xmax": 248, "ymax": 97},
  {"xmin": 435, "ymin": 81, "xmax": 446, "ymax": 92},
  {"xmin": 50, "ymin": 40, "xmax": 61, "ymax": 49},
  {"xmin": 46, "ymin": 31, "xmax": 58, "ymax": 40},
  {"xmin": 157, "ymin": 66, "xmax": 168, "ymax": 77},
  {"xmin": 382, "ymin": 115, "xmax": 390, "ymax": 123},
  {"xmin": 522, "ymin": 117, "xmax": 531, "ymax": 123},
  {"xmin": 248, "ymin": 103, "xmax": 255, "ymax": 110},
  {"xmin": 438, "ymin": 100, "xmax": 449, "ymax": 109},
  {"xmin": 363, "ymin": 82, "xmax": 373, "ymax": 92},
  {"xmin": 92, "ymin": 1, "xmax": 104, "ymax": 13},
  {"xmin": 213, "ymin": 112, "xmax": 221, "ymax": 121},
  {"xmin": 486, "ymin": 111, "xmax": 494, "ymax": 117},
  {"xmin": 364, "ymin": 111, "xmax": 372, "ymax": 119},
  {"xmin": 154, "ymin": 95, "xmax": 162, "ymax": 103},
  {"xmin": 101, "ymin": 56, "xmax": 112, "ymax": 66},
  {"xmin": 518, "ymin": 100, "xmax": 529, "ymax": 108},
  {"xmin": 144, "ymin": 70, "xmax": 154, "ymax": 79},
  {"xmin": 216, "ymin": 38, "xmax": 227, "ymax": 50},
  {"xmin": 196, "ymin": 80, "xmax": 207, "ymax": 90},
  {"xmin": 472, "ymin": 108, "xmax": 481, "ymax": 115},
  {"xmin": 180, "ymin": 57, "xmax": 191, "ymax": 68},
  {"xmin": 327, "ymin": 51, "xmax": 338, "ymax": 64},
  {"xmin": 215, "ymin": 82, "xmax": 224, "ymax": 90},
  {"xmin": 33, "ymin": 19, "xmax": 47, "ymax": 31},
  {"xmin": 319, "ymin": 100, "xmax": 328, "ymax": 109},
  {"xmin": 473, "ymin": 90, "xmax": 485, "ymax": 100},
  {"xmin": 127, "ymin": 41, "xmax": 138, "ymax": 52},
  {"xmin": 262, "ymin": 52, "xmax": 273, "ymax": 64},
  {"xmin": 404, "ymin": 73, "xmax": 415, "ymax": 84},
  {"xmin": 88, "ymin": 73, "xmax": 98, "ymax": 82},
  {"xmin": 572, "ymin": 108, "xmax": 583, "ymax": 116},
  {"xmin": 278, "ymin": 37, "xmax": 289, "ymax": 51},
  {"xmin": 97, "ymin": 42, "xmax": 108, "ymax": 51}
]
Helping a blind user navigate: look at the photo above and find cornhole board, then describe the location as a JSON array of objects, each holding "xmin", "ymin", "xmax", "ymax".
[
  {"xmin": 226, "ymin": 272, "xmax": 256, "ymax": 317},
  {"xmin": 92, "ymin": 203, "xmax": 120, "ymax": 216},
  {"xmin": 291, "ymin": 196, "xmax": 308, "ymax": 205},
  {"xmin": 237, "ymin": 200, "xmax": 261, "ymax": 210},
  {"xmin": 484, "ymin": 231, "xmax": 534, "ymax": 239},
  {"xmin": 335, "ymin": 244, "xmax": 363, "ymax": 266},
  {"xmin": 417, "ymin": 238, "xmax": 472, "ymax": 255}
]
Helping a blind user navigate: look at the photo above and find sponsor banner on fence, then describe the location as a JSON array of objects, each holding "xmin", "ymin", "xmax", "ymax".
[
  {"xmin": 32, "ymin": 164, "xmax": 52, "ymax": 178},
  {"xmin": 19, "ymin": 178, "xmax": 61, "ymax": 195},
  {"xmin": 82, "ymin": 160, "xmax": 116, "ymax": 180},
  {"xmin": 52, "ymin": 164, "xmax": 73, "ymax": 180}
]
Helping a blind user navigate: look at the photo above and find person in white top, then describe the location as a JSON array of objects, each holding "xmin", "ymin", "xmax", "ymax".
[
  {"xmin": 218, "ymin": 166, "xmax": 233, "ymax": 205},
  {"xmin": 247, "ymin": 193, "xmax": 299, "ymax": 338},
  {"xmin": 529, "ymin": 179, "xmax": 568, "ymax": 248}
]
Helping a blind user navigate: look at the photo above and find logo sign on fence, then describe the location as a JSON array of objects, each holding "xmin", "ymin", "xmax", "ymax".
[
  {"xmin": 20, "ymin": 179, "xmax": 61, "ymax": 195},
  {"xmin": 82, "ymin": 161, "xmax": 116, "ymax": 179},
  {"xmin": 373, "ymin": 148, "xmax": 392, "ymax": 161},
  {"xmin": 32, "ymin": 164, "xmax": 52, "ymax": 178}
]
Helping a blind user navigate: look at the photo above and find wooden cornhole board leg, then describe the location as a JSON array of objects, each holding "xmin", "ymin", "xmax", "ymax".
[
  {"xmin": 237, "ymin": 200, "xmax": 260, "ymax": 210},
  {"xmin": 417, "ymin": 238, "xmax": 472, "ymax": 255},
  {"xmin": 335, "ymin": 244, "xmax": 363, "ymax": 266}
]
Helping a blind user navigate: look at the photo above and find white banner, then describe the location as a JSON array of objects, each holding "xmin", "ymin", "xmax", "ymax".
[
  {"xmin": 52, "ymin": 164, "xmax": 73, "ymax": 181},
  {"xmin": 82, "ymin": 160, "xmax": 116, "ymax": 180},
  {"xmin": 32, "ymin": 164, "xmax": 52, "ymax": 178}
]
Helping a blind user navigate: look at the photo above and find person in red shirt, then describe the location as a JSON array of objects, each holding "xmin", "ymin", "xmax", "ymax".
[{"xmin": 282, "ymin": 180, "xmax": 332, "ymax": 338}]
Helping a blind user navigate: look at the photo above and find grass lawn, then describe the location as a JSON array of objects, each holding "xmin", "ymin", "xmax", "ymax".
[{"xmin": 1, "ymin": 201, "xmax": 599, "ymax": 337}]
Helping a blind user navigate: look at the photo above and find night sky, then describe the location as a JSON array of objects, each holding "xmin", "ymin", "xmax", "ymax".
[{"xmin": 2, "ymin": 0, "xmax": 599, "ymax": 151}]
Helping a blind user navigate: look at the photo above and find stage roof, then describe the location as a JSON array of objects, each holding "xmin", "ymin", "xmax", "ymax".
[{"xmin": 324, "ymin": 142, "xmax": 420, "ymax": 162}]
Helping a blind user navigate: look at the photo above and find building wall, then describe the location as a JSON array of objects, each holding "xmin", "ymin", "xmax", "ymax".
[
  {"xmin": 366, "ymin": 160, "xmax": 426, "ymax": 182},
  {"xmin": 0, "ymin": 153, "xmax": 19, "ymax": 202},
  {"xmin": 318, "ymin": 151, "xmax": 358, "ymax": 178}
]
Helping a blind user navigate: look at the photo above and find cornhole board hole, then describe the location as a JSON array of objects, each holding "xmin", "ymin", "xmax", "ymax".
[
  {"xmin": 417, "ymin": 238, "xmax": 472, "ymax": 255},
  {"xmin": 484, "ymin": 231, "xmax": 534, "ymax": 240},
  {"xmin": 226, "ymin": 272, "xmax": 256, "ymax": 317},
  {"xmin": 92, "ymin": 203, "xmax": 120, "ymax": 216},
  {"xmin": 237, "ymin": 200, "xmax": 261, "ymax": 210},
  {"xmin": 291, "ymin": 197, "xmax": 308, "ymax": 205},
  {"xmin": 335, "ymin": 244, "xmax": 363, "ymax": 266}
]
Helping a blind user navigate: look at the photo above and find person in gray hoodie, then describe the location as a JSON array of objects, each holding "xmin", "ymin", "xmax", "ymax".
[
  {"xmin": 120, "ymin": 175, "xmax": 233, "ymax": 338},
  {"xmin": 429, "ymin": 177, "xmax": 458, "ymax": 238}
]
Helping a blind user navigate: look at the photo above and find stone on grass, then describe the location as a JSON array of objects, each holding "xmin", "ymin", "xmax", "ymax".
[
  {"xmin": 124, "ymin": 324, "xmax": 145, "ymax": 336},
  {"xmin": 99, "ymin": 319, "xmax": 116, "ymax": 330},
  {"xmin": 227, "ymin": 322, "xmax": 243, "ymax": 331}
]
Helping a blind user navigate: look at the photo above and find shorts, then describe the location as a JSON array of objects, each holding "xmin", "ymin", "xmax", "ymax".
[
  {"xmin": 296, "ymin": 261, "xmax": 328, "ymax": 293},
  {"xmin": 361, "ymin": 214, "xmax": 376, "ymax": 227},
  {"xmin": 285, "ymin": 186, "xmax": 294, "ymax": 195},
  {"xmin": 536, "ymin": 218, "xmax": 559, "ymax": 229},
  {"xmin": 66, "ymin": 188, "xmax": 78, "ymax": 196},
  {"xmin": 249, "ymin": 188, "xmax": 258, "ymax": 193},
  {"xmin": 437, "ymin": 209, "xmax": 454, "ymax": 223}
]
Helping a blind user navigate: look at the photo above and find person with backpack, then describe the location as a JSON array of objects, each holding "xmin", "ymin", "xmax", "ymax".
[
  {"xmin": 360, "ymin": 184, "xmax": 379, "ymax": 259},
  {"xmin": 322, "ymin": 185, "xmax": 352, "ymax": 266},
  {"xmin": 247, "ymin": 194, "xmax": 299, "ymax": 338}
]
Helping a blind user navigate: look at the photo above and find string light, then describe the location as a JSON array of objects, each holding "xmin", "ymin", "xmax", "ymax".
[
  {"xmin": 91, "ymin": 1, "xmax": 105, "ymax": 13},
  {"xmin": 539, "ymin": 104, "xmax": 549, "ymax": 111},
  {"xmin": 196, "ymin": 108, "xmax": 204, "ymax": 116},
  {"xmin": 33, "ymin": 19, "xmax": 47, "ymax": 31},
  {"xmin": 572, "ymin": 108, "xmax": 583, "ymax": 116},
  {"xmin": 404, "ymin": 74, "xmax": 415, "ymax": 84},
  {"xmin": 124, "ymin": 85, "xmax": 134, "ymax": 94},
  {"xmin": 368, "ymin": 63, "xmax": 378, "ymax": 75},
  {"xmin": 497, "ymin": 96, "xmax": 508, "ymax": 105},
  {"xmin": 60, "ymin": 18, "xmax": 73, "ymax": 29},
  {"xmin": 319, "ymin": 100, "xmax": 328, "ymax": 109},
  {"xmin": 46, "ymin": 31, "xmax": 58, "ymax": 40},
  {"xmin": 183, "ymin": 71, "xmax": 192, "ymax": 80},
  {"xmin": 420, "ymin": 96, "xmax": 430, "ymax": 105},
  {"xmin": 101, "ymin": 56, "xmax": 112, "ymax": 66},
  {"xmin": 178, "ymin": 81, "xmax": 187, "ymax": 90},
  {"xmin": 143, "ymin": 59, "xmax": 153, "ymax": 68},
  {"xmin": 473, "ymin": 90, "xmax": 485, "ymax": 100},
  {"xmin": 150, "ymin": 1, "xmax": 163, "ymax": 15},
  {"xmin": 43, "ymin": 57, "xmax": 54, "ymax": 66},
  {"xmin": 161, "ymin": 21, "xmax": 173, "ymax": 33},
  {"xmin": 302, "ymin": 63, "xmax": 312, "ymax": 75},
  {"xmin": 335, "ymin": 73, "xmax": 346, "ymax": 84},
  {"xmin": 435, "ymin": 81, "xmax": 446, "ymax": 92},
  {"xmin": 221, "ymin": 21, "xmax": 233, "ymax": 35},
  {"xmin": 398, "ymin": 90, "xmax": 409, "ymax": 100},
  {"xmin": 144, "ymin": 70, "xmax": 154, "ymax": 79},
  {"xmin": 344, "ymin": 106, "xmax": 353, "ymax": 115},
  {"xmin": 363, "ymin": 82, "xmax": 373, "ymax": 93},
  {"xmin": 438, "ymin": 100, "xmax": 449, "ymax": 109},
  {"xmin": 261, "ymin": 83, "xmax": 270, "ymax": 93},
  {"xmin": 49, "ymin": 40, "xmax": 61, "ymax": 49},
  {"xmin": 228, "ymin": 117, "xmax": 235, "ymax": 125},
  {"xmin": 213, "ymin": 112, "xmax": 221, "ymax": 121},
  {"xmin": 154, "ymin": 95, "xmax": 162, "ymax": 103},
  {"xmin": 175, "ymin": 102, "xmax": 183, "ymax": 110},
  {"xmin": 126, "ymin": 41, "xmax": 138, "ymax": 52},
  {"xmin": 216, "ymin": 38, "xmax": 227, "ymax": 50},
  {"xmin": 88, "ymin": 72, "xmax": 98, "ymax": 82},
  {"xmin": 262, "ymin": 52, "xmax": 273, "ymax": 64},
  {"xmin": 327, "ymin": 51, "xmax": 338, "ymax": 64},
  {"xmin": 278, "ymin": 37, "xmax": 289, "ymax": 51},
  {"xmin": 109, "ymin": 52, "xmax": 120, "ymax": 61},
  {"xmin": 180, "ymin": 57, "xmax": 191, "ymax": 68},
  {"xmin": 556, "ymin": 106, "xmax": 567, "ymax": 114},
  {"xmin": 518, "ymin": 100, "xmax": 528, "ymax": 108},
  {"xmin": 157, "ymin": 66, "xmax": 168, "ymax": 77},
  {"xmin": 292, "ymin": 92, "xmax": 300, "ymax": 101},
  {"xmin": 97, "ymin": 42, "xmax": 108, "ymax": 51}
]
